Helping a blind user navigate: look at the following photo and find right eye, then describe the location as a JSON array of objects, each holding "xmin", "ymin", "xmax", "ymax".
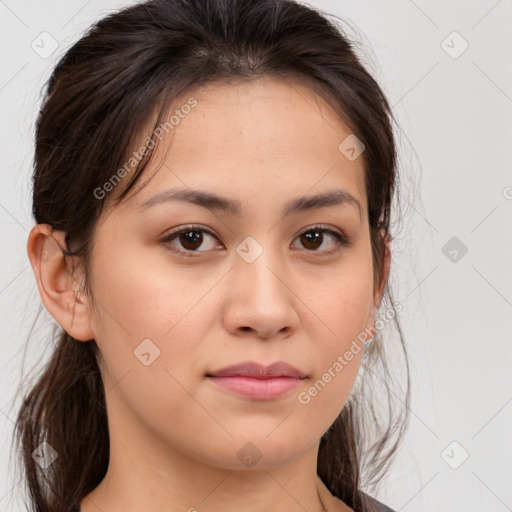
[{"xmin": 160, "ymin": 224, "xmax": 224, "ymax": 257}]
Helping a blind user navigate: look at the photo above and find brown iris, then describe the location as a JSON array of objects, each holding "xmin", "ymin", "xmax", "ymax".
[{"xmin": 179, "ymin": 230, "xmax": 204, "ymax": 251}]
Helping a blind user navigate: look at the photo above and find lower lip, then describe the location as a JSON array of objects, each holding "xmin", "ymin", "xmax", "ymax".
[{"xmin": 207, "ymin": 376, "xmax": 303, "ymax": 399}]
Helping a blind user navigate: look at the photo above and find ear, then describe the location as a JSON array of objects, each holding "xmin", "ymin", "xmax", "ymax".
[
  {"xmin": 365, "ymin": 229, "xmax": 391, "ymax": 338},
  {"xmin": 27, "ymin": 224, "xmax": 95, "ymax": 341}
]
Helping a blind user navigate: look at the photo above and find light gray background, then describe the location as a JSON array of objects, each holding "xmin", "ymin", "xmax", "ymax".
[{"xmin": 1, "ymin": 1, "xmax": 511, "ymax": 511}]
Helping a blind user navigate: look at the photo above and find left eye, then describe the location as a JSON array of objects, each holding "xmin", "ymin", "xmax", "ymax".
[
  {"xmin": 161, "ymin": 224, "xmax": 349, "ymax": 257},
  {"xmin": 292, "ymin": 226, "xmax": 349, "ymax": 254}
]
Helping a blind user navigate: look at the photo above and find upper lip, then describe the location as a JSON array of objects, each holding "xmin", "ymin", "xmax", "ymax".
[{"xmin": 207, "ymin": 361, "xmax": 307, "ymax": 379}]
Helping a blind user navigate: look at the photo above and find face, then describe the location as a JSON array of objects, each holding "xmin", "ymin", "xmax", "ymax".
[{"xmin": 83, "ymin": 76, "xmax": 383, "ymax": 470}]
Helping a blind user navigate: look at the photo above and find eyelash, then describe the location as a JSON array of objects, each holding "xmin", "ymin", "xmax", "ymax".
[{"xmin": 160, "ymin": 224, "xmax": 351, "ymax": 258}]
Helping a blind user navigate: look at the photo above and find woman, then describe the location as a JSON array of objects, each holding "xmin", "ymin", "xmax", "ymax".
[{"xmin": 16, "ymin": 0, "xmax": 410, "ymax": 510}]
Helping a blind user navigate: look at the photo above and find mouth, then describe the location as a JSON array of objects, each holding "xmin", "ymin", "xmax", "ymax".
[
  {"xmin": 205, "ymin": 361, "xmax": 307, "ymax": 400},
  {"xmin": 206, "ymin": 375, "xmax": 304, "ymax": 400}
]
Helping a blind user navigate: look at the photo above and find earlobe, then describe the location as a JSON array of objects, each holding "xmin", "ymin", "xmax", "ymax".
[{"xmin": 27, "ymin": 224, "xmax": 95, "ymax": 342}]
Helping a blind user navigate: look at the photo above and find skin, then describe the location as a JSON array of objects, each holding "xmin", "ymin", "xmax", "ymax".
[{"xmin": 27, "ymin": 76, "xmax": 389, "ymax": 512}]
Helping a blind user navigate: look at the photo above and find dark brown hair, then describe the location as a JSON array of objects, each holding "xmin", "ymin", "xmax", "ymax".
[{"xmin": 13, "ymin": 0, "xmax": 410, "ymax": 510}]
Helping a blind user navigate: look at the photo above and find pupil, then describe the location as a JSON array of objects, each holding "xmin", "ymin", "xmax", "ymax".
[
  {"xmin": 303, "ymin": 230, "xmax": 322, "ymax": 249},
  {"xmin": 181, "ymin": 230, "xmax": 202, "ymax": 250}
]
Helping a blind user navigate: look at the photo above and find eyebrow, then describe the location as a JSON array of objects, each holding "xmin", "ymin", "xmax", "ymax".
[{"xmin": 136, "ymin": 187, "xmax": 362, "ymax": 218}]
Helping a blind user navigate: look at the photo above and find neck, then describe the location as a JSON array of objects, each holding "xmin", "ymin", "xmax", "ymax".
[{"xmin": 80, "ymin": 410, "xmax": 331, "ymax": 512}]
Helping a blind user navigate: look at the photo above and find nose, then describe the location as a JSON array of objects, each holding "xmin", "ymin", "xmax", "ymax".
[{"xmin": 222, "ymin": 247, "xmax": 299, "ymax": 340}]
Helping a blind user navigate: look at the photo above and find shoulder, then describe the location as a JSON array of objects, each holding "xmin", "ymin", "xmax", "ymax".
[
  {"xmin": 360, "ymin": 491, "xmax": 396, "ymax": 512},
  {"xmin": 316, "ymin": 476, "xmax": 395, "ymax": 512}
]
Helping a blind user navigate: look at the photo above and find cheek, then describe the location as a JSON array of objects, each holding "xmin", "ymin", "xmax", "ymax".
[
  {"xmin": 314, "ymin": 248, "xmax": 375, "ymax": 344},
  {"xmin": 296, "ymin": 281, "xmax": 370, "ymax": 430},
  {"xmin": 323, "ymin": 280, "xmax": 373, "ymax": 347},
  {"xmin": 89, "ymin": 234, "xmax": 207, "ymax": 339},
  {"xmin": 87, "ymin": 249, "xmax": 207, "ymax": 440},
  {"xmin": 87, "ymin": 238, "xmax": 219, "ymax": 401},
  {"xmin": 305, "ymin": 252, "xmax": 373, "ymax": 404}
]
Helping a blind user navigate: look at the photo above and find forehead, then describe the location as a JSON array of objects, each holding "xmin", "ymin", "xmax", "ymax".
[
  {"xmin": 109, "ymin": 76, "xmax": 367, "ymax": 216},
  {"xmin": 176, "ymin": 76, "xmax": 357, "ymax": 159}
]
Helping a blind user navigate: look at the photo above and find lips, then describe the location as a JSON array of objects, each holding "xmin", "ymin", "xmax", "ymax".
[
  {"xmin": 206, "ymin": 361, "xmax": 307, "ymax": 400},
  {"xmin": 206, "ymin": 361, "xmax": 307, "ymax": 379}
]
